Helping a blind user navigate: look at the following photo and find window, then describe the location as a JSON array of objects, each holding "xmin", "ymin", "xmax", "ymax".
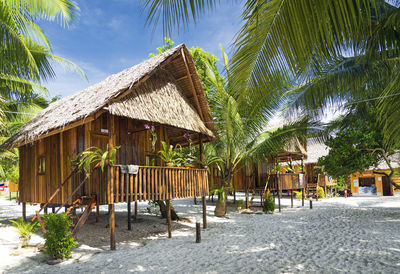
[{"xmin": 38, "ymin": 156, "xmax": 46, "ymax": 175}]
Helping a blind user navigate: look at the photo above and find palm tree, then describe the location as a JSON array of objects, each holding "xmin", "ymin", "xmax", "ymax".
[
  {"xmin": 1, "ymin": 0, "xmax": 85, "ymax": 101},
  {"xmin": 142, "ymin": 1, "xmax": 400, "ymax": 145},
  {"xmin": 203, "ymin": 48, "xmax": 313, "ymax": 216}
]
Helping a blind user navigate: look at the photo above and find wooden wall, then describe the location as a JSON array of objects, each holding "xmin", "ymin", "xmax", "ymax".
[{"xmin": 19, "ymin": 113, "xmax": 172, "ymax": 205}]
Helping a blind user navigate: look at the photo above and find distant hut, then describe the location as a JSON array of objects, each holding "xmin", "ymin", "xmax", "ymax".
[{"xmin": 1, "ymin": 44, "xmax": 215, "ymax": 249}]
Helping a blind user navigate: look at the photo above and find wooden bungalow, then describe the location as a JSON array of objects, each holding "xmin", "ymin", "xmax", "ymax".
[
  {"xmin": 1, "ymin": 44, "xmax": 215, "ymax": 250},
  {"xmin": 209, "ymin": 137, "xmax": 308, "ymax": 209}
]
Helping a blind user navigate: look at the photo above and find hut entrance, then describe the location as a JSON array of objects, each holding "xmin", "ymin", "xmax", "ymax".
[{"xmin": 382, "ymin": 176, "xmax": 392, "ymax": 196}]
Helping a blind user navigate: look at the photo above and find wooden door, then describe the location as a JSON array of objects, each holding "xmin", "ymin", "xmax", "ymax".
[{"xmin": 382, "ymin": 176, "xmax": 392, "ymax": 196}]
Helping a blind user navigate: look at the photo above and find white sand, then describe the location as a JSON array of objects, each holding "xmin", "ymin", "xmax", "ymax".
[{"xmin": 1, "ymin": 195, "xmax": 400, "ymax": 273}]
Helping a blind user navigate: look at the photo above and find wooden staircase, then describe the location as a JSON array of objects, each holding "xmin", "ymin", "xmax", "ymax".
[
  {"xmin": 306, "ymin": 183, "xmax": 318, "ymax": 199},
  {"xmin": 32, "ymin": 167, "xmax": 97, "ymax": 238}
]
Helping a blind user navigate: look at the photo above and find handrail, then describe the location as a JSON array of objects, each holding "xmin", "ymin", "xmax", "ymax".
[
  {"xmin": 111, "ymin": 164, "xmax": 207, "ymax": 171},
  {"xmin": 110, "ymin": 165, "xmax": 209, "ymax": 202},
  {"xmin": 32, "ymin": 166, "xmax": 79, "ymax": 222}
]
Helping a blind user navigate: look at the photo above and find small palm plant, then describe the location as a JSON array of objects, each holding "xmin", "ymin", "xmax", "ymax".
[
  {"xmin": 158, "ymin": 141, "xmax": 176, "ymax": 166},
  {"xmin": 9, "ymin": 218, "xmax": 40, "ymax": 247},
  {"xmin": 73, "ymin": 145, "xmax": 119, "ymax": 176}
]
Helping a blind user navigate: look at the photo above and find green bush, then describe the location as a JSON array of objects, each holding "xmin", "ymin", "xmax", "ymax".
[
  {"xmin": 316, "ymin": 186, "xmax": 325, "ymax": 198},
  {"xmin": 43, "ymin": 213, "xmax": 76, "ymax": 259},
  {"xmin": 235, "ymin": 199, "xmax": 244, "ymax": 209},
  {"xmin": 9, "ymin": 218, "xmax": 40, "ymax": 247},
  {"xmin": 294, "ymin": 191, "xmax": 302, "ymax": 200},
  {"xmin": 263, "ymin": 192, "xmax": 276, "ymax": 213}
]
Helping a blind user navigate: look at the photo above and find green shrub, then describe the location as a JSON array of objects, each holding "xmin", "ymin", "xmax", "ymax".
[
  {"xmin": 294, "ymin": 191, "xmax": 302, "ymax": 200},
  {"xmin": 263, "ymin": 192, "xmax": 276, "ymax": 213},
  {"xmin": 235, "ymin": 199, "xmax": 244, "ymax": 209},
  {"xmin": 43, "ymin": 213, "xmax": 76, "ymax": 259},
  {"xmin": 9, "ymin": 218, "xmax": 40, "ymax": 247},
  {"xmin": 316, "ymin": 186, "xmax": 325, "ymax": 198}
]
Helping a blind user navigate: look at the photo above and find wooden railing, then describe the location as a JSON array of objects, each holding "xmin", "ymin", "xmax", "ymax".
[
  {"xmin": 110, "ymin": 166, "xmax": 209, "ymax": 203},
  {"xmin": 267, "ymin": 173, "xmax": 305, "ymax": 190}
]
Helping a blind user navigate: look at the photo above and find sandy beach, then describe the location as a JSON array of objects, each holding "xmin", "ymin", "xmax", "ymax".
[{"xmin": 1, "ymin": 195, "xmax": 400, "ymax": 273}]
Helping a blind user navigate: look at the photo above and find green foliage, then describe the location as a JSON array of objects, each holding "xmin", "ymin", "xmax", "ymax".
[
  {"xmin": 234, "ymin": 199, "xmax": 244, "ymax": 209},
  {"xmin": 294, "ymin": 191, "xmax": 302, "ymax": 200},
  {"xmin": 149, "ymin": 37, "xmax": 174, "ymax": 57},
  {"xmin": 73, "ymin": 145, "xmax": 120, "ymax": 176},
  {"xmin": 336, "ymin": 177, "xmax": 347, "ymax": 190},
  {"xmin": 210, "ymin": 185, "xmax": 230, "ymax": 202},
  {"xmin": 318, "ymin": 105, "xmax": 391, "ymax": 179},
  {"xmin": 263, "ymin": 192, "xmax": 275, "ymax": 213},
  {"xmin": 9, "ymin": 218, "xmax": 39, "ymax": 247},
  {"xmin": 43, "ymin": 213, "xmax": 76, "ymax": 259},
  {"xmin": 316, "ymin": 187, "xmax": 325, "ymax": 199},
  {"xmin": 158, "ymin": 141, "xmax": 177, "ymax": 164}
]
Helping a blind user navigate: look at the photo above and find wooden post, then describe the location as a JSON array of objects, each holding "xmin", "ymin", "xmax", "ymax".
[
  {"xmin": 233, "ymin": 190, "xmax": 236, "ymax": 203},
  {"xmin": 309, "ymin": 200, "xmax": 313, "ymax": 209},
  {"xmin": 127, "ymin": 198, "xmax": 132, "ymax": 230},
  {"xmin": 277, "ymin": 176, "xmax": 281, "ymax": 213},
  {"xmin": 196, "ymin": 221, "xmax": 201, "ymax": 243},
  {"xmin": 44, "ymin": 204, "xmax": 48, "ymax": 214},
  {"xmin": 291, "ymin": 190, "xmax": 293, "ymax": 208},
  {"xmin": 302, "ymin": 188, "xmax": 305, "ymax": 206},
  {"xmin": 22, "ymin": 202, "xmax": 26, "ymax": 222},
  {"xmin": 166, "ymin": 200, "xmax": 172, "ymax": 238},
  {"xmin": 194, "ymin": 197, "xmax": 197, "ymax": 205},
  {"xmin": 96, "ymin": 203, "xmax": 99, "ymax": 222},
  {"xmin": 202, "ymin": 196, "xmax": 207, "ymax": 229},
  {"xmin": 52, "ymin": 206, "xmax": 55, "ymax": 213},
  {"xmin": 9, "ymin": 192, "xmax": 11, "ymax": 201},
  {"xmin": 109, "ymin": 204, "xmax": 115, "ymax": 250},
  {"xmin": 109, "ymin": 114, "xmax": 116, "ymax": 251},
  {"xmin": 260, "ymin": 192, "xmax": 263, "ymax": 207},
  {"xmin": 134, "ymin": 200, "xmax": 138, "ymax": 220}
]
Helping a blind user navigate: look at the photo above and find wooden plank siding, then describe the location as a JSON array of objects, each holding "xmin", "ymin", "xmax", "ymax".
[{"xmin": 18, "ymin": 113, "xmax": 209, "ymax": 205}]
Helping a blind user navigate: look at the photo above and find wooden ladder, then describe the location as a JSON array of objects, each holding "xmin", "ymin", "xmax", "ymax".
[{"xmin": 32, "ymin": 167, "xmax": 93, "ymax": 234}]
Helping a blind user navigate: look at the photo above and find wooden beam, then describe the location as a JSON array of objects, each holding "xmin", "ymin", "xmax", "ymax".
[
  {"xmin": 108, "ymin": 114, "xmax": 116, "ymax": 250},
  {"xmin": 166, "ymin": 199, "xmax": 172, "ymax": 238},
  {"xmin": 176, "ymin": 75, "xmax": 189, "ymax": 81},
  {"xmin": 180, "ymin": 48, "xmax": 204, "ymax": 121}
]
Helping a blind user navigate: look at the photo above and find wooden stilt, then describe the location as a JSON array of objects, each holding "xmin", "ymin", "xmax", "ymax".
[
  {"xmin": 309, "ymin": 200, "xmax": 313, "ymax": 209},
  {"xmin": 96, "ymin": 203, "xmax": 99, "ymax": 222},
  {"xmin": 52, "ymin": 206, "xmax": 55, "ymax": 213},
  {"xmin": 196, "ymin": 222, "xmax": 201, "ymax": 243},
  {"xmin": 166, "ymin": 200, "xmax": 172, "ymax": 238},
  {"xmin": 110, "ymin": 204, "xmax": 116, "ymax": 250},
  {"xmin": 202, "ymin": 196, "xmax": 207, "ymax": 229},
  {"xmin": 302, "ymin": 188, "xmax": 305, "ymax": 206},
  {"xmin": 134, "ymin": 200, "xmax": 138, "ymax": 220},
  {"xmin": 194, "ymin": 197, "xmax": 197, "ymax": 205},
  {"xmin": 22, "ymin": 202, "xmax": 26, "ymax": 222},
  {"xmin": 260, "ymin": 192, "xmax": 263, "ymax": 207},
  {"xmin": 234, "ymin": 190, "xmax": 236, "ymax": 203},
  {"xmin": 291, "ymin": 190, "xmax": 294, "ymax": 208},
  {"xmin": 127, "ymin": 198, "xmax": 132, "ymax": 230},
  {"xmin": 43, "ymin": 204, "xmax": 48, "ymax": 214}
]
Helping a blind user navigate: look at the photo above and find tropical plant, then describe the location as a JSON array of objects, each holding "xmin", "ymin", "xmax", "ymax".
[
  {"xmin": 142, "ymin": 1, "xmax": 400, "ymax": 169},
  {"xmin": 263, "ymin": 191, "xmax": 275, "ymax": 213},
  {"xmin": 293, "ymin": 191, "xmax": 302, "ymax": 200},
  {"xmin": 234, "ymin": 199, "xmax": 244, "ymax": 210},
  {"xmin": 73, "ymin": 145, "xmax": 119, "ymax": 177},
  {"xmin": 9, "ymin": 218, "xmax": 40, "ymax": 247},
  {"xmin": 43, "ymin": 213, "xmax": 76, "ymax": 260},
  {"xmin": 158, "ymin": 141, "xmax": 178, "ymax": 165},
  {"xmin": 316, "ymin": 186, "xmax": 325, "ymax": 199}
]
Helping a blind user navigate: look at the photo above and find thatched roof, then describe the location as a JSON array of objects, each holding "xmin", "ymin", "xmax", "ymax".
[{"xmin": 2, "ymin": 44, "xmax": 215, "ymax": 149}]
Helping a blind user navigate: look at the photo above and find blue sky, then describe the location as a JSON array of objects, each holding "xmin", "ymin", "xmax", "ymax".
[{"xmin": 41, "ymin": 1, "xmax": 243, "ymax": 99}]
